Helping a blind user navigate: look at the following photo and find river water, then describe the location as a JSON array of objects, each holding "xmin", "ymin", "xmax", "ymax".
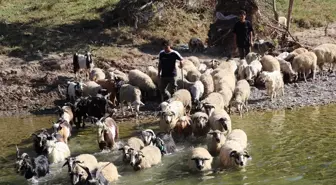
[{"xmin": 1, "ymin": 105, "xmax": 336, "ymax": 185}]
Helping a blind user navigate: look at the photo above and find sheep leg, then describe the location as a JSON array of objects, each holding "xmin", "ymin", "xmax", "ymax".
[
  {"xmin": 121, "ymin": 103, "xmax": 125, "ymax": 116},
  {"xmin": 303, "ymin": 71, "xmax": 307, "ymax": 83},
  {"xmin": 243, "ymin": 102, "xmax": 248, "ymax": 113}
]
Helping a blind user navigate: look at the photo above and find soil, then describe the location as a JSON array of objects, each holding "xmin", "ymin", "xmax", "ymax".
[{"xmin": 1, "ymin": 24, "xmax": 336, "ymax": 118}]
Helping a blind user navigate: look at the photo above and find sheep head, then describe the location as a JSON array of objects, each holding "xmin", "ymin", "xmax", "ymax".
[
  {"xmin": 208, "ymin": 130, "xmax": 225, "ymax": 143},
  {"xmin": 67, "ymin": 160, "xmax": 93, "ymax": 185},
  {"xmin": 191, "ymin": 157, "xmax": 211, "ymax": 171},
  {"xmin": 230, "ymin": 150, "xmax": 250, "ymax": 167},
  {"xmin": 203, "ymin": 103, "xmax": 215, "ymax": 116},
  {"xmin": 141, "ymin": 129, "xmax": 156, "ymax": 146},
  {"xmin": 218, "ymin": 118, "xmax": 228, "ymax": 132},
  {"xmin": 161, "ymin": 110, "xmax": 176, "ymax": 124},
  {"xmin": 129, "ymin": 150, "xmax": 145, "ymax": 170},
  {"xmin": 191, "ymin": 113, "xmax": 208, "ymax": 128},
  {"xmin": 119, "ymin": 146, "xmax": 134, "ymax": 162}
]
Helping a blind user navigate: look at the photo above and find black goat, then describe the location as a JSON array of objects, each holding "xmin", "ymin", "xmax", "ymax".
[
  {"xmin": 31, "ymin": 129, "xmax": 51, "ymax": 156},
  {"xmin": 15, "ymin": 146, "xmax": 49, "ymax": 180}
]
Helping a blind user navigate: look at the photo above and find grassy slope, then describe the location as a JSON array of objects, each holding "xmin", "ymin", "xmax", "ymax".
[{"xmin": 0, "ymin": 0, "xmax": 334, "ymax": 61}]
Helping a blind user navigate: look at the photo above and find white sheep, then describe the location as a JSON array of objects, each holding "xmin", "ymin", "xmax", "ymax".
[
  {"xmin": 260, "ymin": 55, "xmax": 281, "ymax": 72},
  {"xmin": 66, "ymin": 81, "xmax": 86, "ymax": 102},
  {"xmin": 82, "ymin": 81, "xmax": 102, "ymax": 97},
  {"xmin": 209, "ymin": 108, "xmax": 232, "ymax": 134},
  {"xmin": 199, "ymin": 92, "xmax": 225, "ymax": 116},
  {"xmin": 187, "ymin": 69, "xmax": 202, "ymax": 82},
  {"xmin": 259, "ymin": 71, "xmax": 284, "ymax": 101},
  {"xmin": 107, "ymin": 68, "xmax": 129, "ymax": 82},
  {"xmin": 180, "ymin": 59, "xmax": 197, "ymax": 73},
  {"xmin": 63, "ymin": 154, "xmax": 98, "ymax": 176},
  {"xmin": 189, "ymin": 80, "xmax": 204, "ymax": 104},
  {"xmin": 219, "ymin": 129, "xmax": 250, "ymax": 169},
  {"xmin": 119, "ymin": 137, "xmax": 145, "ymax": 163},
  {"xmin": 313, "ymin": 43, "xmax": 336, "ymax": 73},
  {"xmin": 119, "ymin": 84, "xmax": 145, "ymax": 117},
  {"xmin": 285, "ymin": 47, "xmax": 308, "ymax": 61},
  {"xmin": 214, "ymin": 71, "xmax": 236, "ymax": 93},
  {"xmin": 146, "ymin": 66, "xmax": 159, "ymax": 86},
  {"xmin": 129, "ymin": 145, "xmax": 162, "ymax": 171},
  {"xmin": 200, "ymin": 73, "xmax": 214, "ymax": 97},
  {"xmin": 237, "ymin": 59, "xmax": 248, "ymax": 80},
  {"xmin": 198, "ymin": 63, "xmax": 207, "ymax": 73},
  {"xmin": 278, "ymin": 58, "xmax": 297, "ymax": 82},
  {"xmin": 89, "ymin": 67, "xmax": 106, "ymax": 82},
  {"xmin": 46, "ymin": 140, "xmax": 71, "ymax": 164},
  {"xmin": 128, "ymin": 69, "xmax": 157, "ymax": 97},
  {"xmin": 276, "ymin": 52, "xmax": 289, "ymax": 60},
  {"xmin": 217, "ymin": 85, "xmax": 233, "ymax": 111},
  {"xmin": 94, "ymin": 162, "xmax": 119, "ymax": 183},
  {"xmin": 278, "ymin": 16, "xmax": 287, "ymax": 27},
  {"xmin": 245, "ymin": 52, "xmax": 261, "ymax": 64},
  {"xmin": 185, "ymin": 56, "xmax": 201, "ymax": 68},
  {"xmin": 217, "ymin": 59, "xmax": 237, "ymax": 74},
  {"xmin": 230, "ymin": 80, "xmax": 250, "ymax": 116},
  {"xmin": 191, "ymin": 112, "xmax": 210, "ymax": 137},
  {"xmin": 159, "ymin": 100, "xmax": 185, "ymax": 133},
  {"xmin": 207, "ymin": 130, "xmax": 226, "ymax": 157},
  {"xmin": 292, "ymin": 51, "xmax": 317, "ymax": 82},
  {"xmin": 73, "ymin": 52, "xmax": 94, "ymax": 80},
  {"xmin": 203, "ymin": 59, "xmax": 221, "ymax": 69},
  {"xmin": 244, "ymin": 59, "xmax": 262, "ymax": 83},
  {"xmin": 167, "ymin": 89, "xmax": 192, "ymax": 114},
  {"xmin": 188, "ymin": 147, "xmax": 213, "ymax": 172}
]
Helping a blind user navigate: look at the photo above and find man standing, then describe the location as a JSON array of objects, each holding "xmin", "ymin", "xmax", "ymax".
[
  {"xmin": 158, "ymin": 40, "xmax": 184, "ymax": 101},
  {"xmin": 233, "ymin": 10, "xmax": 254, "ymax": 59}
]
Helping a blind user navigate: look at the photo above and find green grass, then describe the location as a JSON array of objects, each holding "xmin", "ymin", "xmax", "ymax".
[{"xmin": 277, "ymin": 0, "xmax": 336, "ymax": 29}]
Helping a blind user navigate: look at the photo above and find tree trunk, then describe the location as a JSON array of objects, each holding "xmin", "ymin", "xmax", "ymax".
[
  {"xmin": 272, "ymin": 0, "xmax": 279, "ymax": 21},
  {"xmin": 286, "ymin": 0, "xmax": 294, "ymax": 31}
]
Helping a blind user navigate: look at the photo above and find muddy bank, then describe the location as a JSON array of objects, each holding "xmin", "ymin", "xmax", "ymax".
[{"xmin": 1, "ymin": 51, "xmax": 336, "ymax": 119}]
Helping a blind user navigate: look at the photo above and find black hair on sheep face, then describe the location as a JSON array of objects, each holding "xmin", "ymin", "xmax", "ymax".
[
  {"xmin": 191, "ymin": 157, "xmax": 210, "ymax": 171},
  {"xmin": 230, "ymin": 150, "xmax": 250, "ymax": 167}
]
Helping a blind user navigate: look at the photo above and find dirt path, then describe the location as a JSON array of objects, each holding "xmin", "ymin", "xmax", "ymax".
[{"xmin": 0, "ymin": 25, "xmax": 335, "ymax": 117}]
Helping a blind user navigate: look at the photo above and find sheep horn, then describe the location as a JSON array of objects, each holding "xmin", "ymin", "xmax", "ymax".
[
  {"xmin": 77, "ymin": 164, "xmax": 94, "ymax": 181},
  {"xmin": 16, "ymin": 145, "xmax": 20, "ymax": 159}
]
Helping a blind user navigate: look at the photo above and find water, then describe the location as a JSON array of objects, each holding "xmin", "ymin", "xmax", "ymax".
[{"xmin": 1, "ymin": 105, "xmax": 336, "ymax": 185}]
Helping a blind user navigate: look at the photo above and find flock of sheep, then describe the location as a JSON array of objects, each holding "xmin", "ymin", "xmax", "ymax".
[{"xmin": 14, "ymin": 42, "xmax": 336, "ymax": 184}]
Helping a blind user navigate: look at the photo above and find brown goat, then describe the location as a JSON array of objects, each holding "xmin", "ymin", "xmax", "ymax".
[
  {"xmin": 96, "ymin": 79, "xmax": 118, "ymax": 106},
  {"xmin": 53, "ymin": 118, "xmax": 71, "ymax": 144},
  {"xmin": 94, "ymin": 117, "xmax": 119, "ymax": 150},
  {"xmin": 172, "ymin": 116, "xmax": 193, "ymax": 139}
]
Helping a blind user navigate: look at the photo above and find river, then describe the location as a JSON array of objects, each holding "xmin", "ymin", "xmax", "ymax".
[{"xmin": 1, "ymin": 105, "xmax": 336, "ymax": 185}]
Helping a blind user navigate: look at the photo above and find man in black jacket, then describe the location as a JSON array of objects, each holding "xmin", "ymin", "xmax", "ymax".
[
  {"xmin": 158, "ymin": 40, "xmax": 184, "ymax": 101},
  {"xmin": 233, "ymin": 10, "xmax": 254, "ymax": 59}
]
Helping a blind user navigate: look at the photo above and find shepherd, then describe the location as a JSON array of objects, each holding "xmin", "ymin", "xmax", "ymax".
[{"xmin": 233, "ymin": 10, "xmax": 254, "ymax": 59}]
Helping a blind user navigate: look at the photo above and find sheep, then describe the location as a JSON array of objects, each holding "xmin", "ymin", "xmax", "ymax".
[
  {"xmin": 198, "ymin": 63, "xmax": 207, "ymax": 73},
  {"xmin": 119, "ymin": 84, "xmax": 145, "ymax": 117},
  {"xmin": 189, "ymin": 80, "xmax": 204, "ymax": 105},
  {"xmin": 187, "ymin": 69, "xmax": 202, "ymax": 82},
  {"xmin": 200, "ymin": 72, "xmax": 214, "ymax": 97},
  {"xmin": 45, "ymin": 139, "xmax": 71, "ymax": 164},
  {"xmin": 278, "ymin": 58, "xmax": 297, "ymax": 82},
  {"xmin": 188, "ymin": 147, "xmax": 213, "ymax": 172},
  {"xmin": 89, "ymin": 67, "xmax": 106, "ymax": 82},
  {"xmin": 198, "ymin": 92, "xmax": 225, "ymax": 116},
  {"xmin": 141, "ymin": 129, "xmax": 157, "ymax": 146},
  {"xmin": 217, "ymin": 85, "xmax": 233, "ymax": 111},
  {"xmin": 146, "ymin": 66, "xmax": 159, "ymax": 86},
  {"xmin": 52, "ymin": 118, "xmax": 72, "ymax": 144},
  {"xmin": 292, "ymin": 51, "xmax": 317, "ymax": 82},
  {"xmin": 32, "ymin": 129, "xmax": 50, "ymax": 155},
  {"xmin": 167, "ymin": 89, "xmax": 192, "ymax": 114},
  {"xmin": 313, "ymin": 43, "xmax": 336, "ymax": 73},
  {"xmin": 62, "ymin": 154, "xmax": 98, "ymax": 175},
  {"xmin": 219, "ymin": 129, "xmax": 250, "ymax": 169},
  {"xmin": 128, "ymin": 69, "xmax": 157, "ymax": 98},
  {"xmin": 237, "ymin": 59, "xmax": 248, "ymax": 80},
  {"xmin": 276, "ymin": 52, "xmax": 290, "ymax": 60},
  {"xmin": 209, "ymin": 108, "xmax": 232, "ymax": 134},
  {"xmin": 245, "ymin": 52, "xmax": 261, "ymax": 64},
  {"xmin": 189, "ymin": 38, "xmax": 205, "ymax": 53},
  {"xmin": 92, "ymin": 116, "xmax": 119, "ymax": 151},
  {"xmin": 217, "ymin": 59, "xmax": 237, "ymax": 74},
  {"xmin": 244, "ymin": 59, "xmax": 262, "ymax": 84},
  {"xmin": 82, "ymin": 81, "xmax": 102, "ymax": 97},
  {"xmin": 96, "ymin": 79, "xmax": 118, "ymax": 107},
  {"xmin": 172, "ymin": 115, "xmax": 193, "ymax": 140},
  {"xmin": 207, "ymin": 130, "xmax": 226, "ymax": 157},
  {"xmin": 258, "ymin": 71, "xmax": 284, "ymax": 101},
  {"xmin": 185, "ymin": 56, "xmax": 201, "ymax": 68},
  {"xmin": 66, "ymin": 81, "xmax": 85, "ymax": 102},
  {"xmin": 285, "ymin": 47, "xmax": 308, "ymax": 61},
  {"xmin": 119, "ymin": 137, "xmax": 145, "ymax": 163},
  {"xmin": 56, "ymin": 105, "xmax": 74, "ymax": 126},
  {"xmin": 180, "ymin": 59, "xmax": 197, "ymax": 73},
  {"xmin": 260, "ymin": 55, "xmax": 281, "ymax": 72},
  {"xmin": 191, "ymin": 112, "xmax": 210, "ymax": 137},
  {"xmin": 15, "ymin": 146, "xmax": 49, "ymax": 180},
  {"xmin": 107, "ymin": 68, "xmax": 129, "ymax": 83},
  {"xmin": 213, "ymin": 70, "xmax": 236, "ymax": 93},
  {"xmin": 129, "ymin": 145, "xmax": 162, "ymax": 171},
  {"xmin": 230, "ymin": 80, "xmax": 250, "ymax": 116},
  {"xmin": 77, "ymin": 162, "xmax": 119, "ymax": 184},
  {"xmin": 204, "ymin": 59, "xmax": 221, "ymax": 69},
  {"xmin": 278, "ymin": 16, "xmax": 287, "ymax": 27},
  {"xmin": 159, "ymin": 100, "xmax": 185, "ymax": 133},
  {"xmin": 176, "ymin": 77, "xmax": 195, "ymax": 90},
  {"xmin": 73, "ymin": 51, "xmax": 94, "ymax": 80}
]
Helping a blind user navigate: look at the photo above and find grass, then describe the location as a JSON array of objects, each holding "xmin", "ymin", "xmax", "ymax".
[
  {"xmin": 0, "ymin": 0, "xmax": 335, "ymax": 61},
  {"xmin": 277, "ymin": 0, "xmax": 336, "ymax": 29}
]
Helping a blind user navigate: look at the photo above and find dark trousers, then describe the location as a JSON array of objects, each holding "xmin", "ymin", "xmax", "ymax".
[
  {"xmin": 238, "ymin": 47, "xmax": 251, "ymax": 59},
  {"xmin": 159, "ymin": 77, "xmax": 177, "ymax": 101}
]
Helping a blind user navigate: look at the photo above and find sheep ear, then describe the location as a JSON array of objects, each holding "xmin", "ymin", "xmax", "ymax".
[
  {"xmin": 62, "ymin": 159, "xmax": 69, "ymax": 168},
  {"xmin": 244, "ymin": 150, "xmax": 250, "ymax": 158},
  {"xmin": 78, "ymin": 164, "xmax": 94, "ymax": 180},
  {"xmin": 230, "ymin": 151, "xmax": 237, "ymax": 158}
]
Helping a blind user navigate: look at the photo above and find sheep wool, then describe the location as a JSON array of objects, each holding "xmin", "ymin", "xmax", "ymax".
[
  {"xmin": 200, "ymin": 73, "xmax": 214, "ymax": 97},
  {"xmin": 292, "ymin": 51, "xmax": 317, "ymax": 82},
  {"xmin": 230, "ymin": 80, "xmax": 250, "ymax": 116},
  {"xmin": 191, "ymin": 112, "xmax": 210, "ymax": 137},
  {"xmin": 95, "ymin": 162, "xmax": 119, "ymax": 183},
  {"xmin": 89, "ymin": 68, "xmax": 106, "ymax": 82},
  {"xmin": 313, "ymin": 43, "xmax": 336, "ymax": 72},
  {"xmin": 209, "ymin": 108, "xmax": 232, "ymax": 134},
  {"xmin": 46, "ymin": 140, "xmax": 71, "ymax": 164},
  {"xmin": 119, "ymin": 84, "xmax": 144, "ymax": 116},
  {"xmin": 207, "ymin": 130, "xmax": 226, "ymax": 157},
  {"xmin": 260, "ymin": 55, "xmax": 281, "ymax": 72},
  {"xmin": 83, "ymin": 81, "xmax": 102, "ymax": 97},
  {"xmin": 128, "ymin": 69, "xmax": 157, "ymax": 97},
  {"xmin": 188, "ymin": 147, "xmax": 213, "ymax": 172},
  {"xmin": 130, "ymin": 145, "xmax": 162, "ymax": 170},
  {"xmin": 146, "ymin": 66, "xmax": 159, "ymax": 86}
]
